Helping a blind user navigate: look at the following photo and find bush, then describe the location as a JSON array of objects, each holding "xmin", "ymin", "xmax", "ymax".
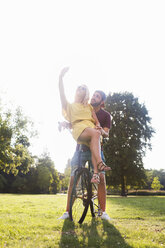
[{"xmin": 128, "ymin": 190, "xmax": 165, "ymax": 196}]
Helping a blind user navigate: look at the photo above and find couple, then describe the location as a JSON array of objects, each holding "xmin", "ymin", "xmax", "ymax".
[{"xmin": 59, "ymin": 67, "xmax": 111, "ymax": 220}]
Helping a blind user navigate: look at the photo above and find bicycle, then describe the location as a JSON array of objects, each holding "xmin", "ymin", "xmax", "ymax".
[
  {"xmin": 69, "ymin": 149, "xmax": 102, "ymax": 224},
  {"xmin": 58, "ymin": 121, "xmax": 102, "ymax": 224}
]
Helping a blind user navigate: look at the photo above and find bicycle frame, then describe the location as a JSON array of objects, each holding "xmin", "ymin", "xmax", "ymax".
[{"xmin": 69, "ymin": 149, "xmax": 102, "ymax": 224}]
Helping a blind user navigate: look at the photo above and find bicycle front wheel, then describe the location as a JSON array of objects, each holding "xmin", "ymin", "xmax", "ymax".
[{"xmin": 69, "ymin": 168, "xmax": 92, "ymax": 224}]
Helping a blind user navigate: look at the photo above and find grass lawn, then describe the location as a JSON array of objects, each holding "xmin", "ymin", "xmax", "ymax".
[{"xmin": 0, "ymin": 194, "xmax": 165, "ymax": 248}]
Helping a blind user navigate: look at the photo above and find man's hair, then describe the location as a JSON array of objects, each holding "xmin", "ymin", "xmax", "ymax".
[{"xmin": 95, "ymin": 90, "xmax": 106, "ymax": 102}]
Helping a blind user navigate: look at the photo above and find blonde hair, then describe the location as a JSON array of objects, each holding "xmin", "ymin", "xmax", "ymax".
[{"xmin": 78, "ymin": 84, "xmax": 90, "ymax": 106}]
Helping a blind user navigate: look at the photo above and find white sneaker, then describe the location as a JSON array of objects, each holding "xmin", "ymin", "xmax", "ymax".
[
  {"xmin": 58, "ymin": 212, "xmax": 69, "ymax": 220},
  {"xmin": 101, "ymin": 212, "xmax": 111, "ymax": 221}
]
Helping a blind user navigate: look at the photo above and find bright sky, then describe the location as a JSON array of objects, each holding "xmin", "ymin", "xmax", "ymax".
[{"xmin": 0, "ymin": 0, "xmax": 165, "ymax": 173}]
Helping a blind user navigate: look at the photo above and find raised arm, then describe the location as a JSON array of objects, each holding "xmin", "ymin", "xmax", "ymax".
[{"xmin": 59, "ymin": 67, "xmax": 69, "ymax": 110}]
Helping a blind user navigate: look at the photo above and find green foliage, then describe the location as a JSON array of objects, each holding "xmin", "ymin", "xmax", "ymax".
[
  {"xmin": 104, "ymin": 92, "xmax": 155, "ymax": 196},
  {"xmin": 151, "ymin": 177, "xmax": 164, "ymax": 191},
  {"xmin": 36, "ymin": 165, "xmax": 52, "ymax": 193},
  {"xmin": 0, "ymin": 104, "xmax": 36, "ymax": 175},
  {"xmin": 61, "ymin": 159, "xmax": 71, "ymax": 191},
  {"xmin": 36, "ymin": 152, "xmax": 60, "ymax": 194},
  {"xmin": 128, "ymin": 190, "xmax": 165, "ymax": 196},
  {"xmin": 0, "ymin": 115, "xmax": 13, "ymax": 173},
  {"xmin": 0, "ymin": 98, "xmax": 60, "ymax": 194},
  {"xmin": 11, "ymin": 176, "xmax": 28, "ymax": 193},
  {"xmin": 0, "ymin": 174, "xmax": 7, "ymax": 191},
  {"xmin": 145, "ymin": 169, "xmax": 165, "ymax": 190},
  {"xmin": 1, "ymin": 153, "xmax": 60, "ymax": 194}
]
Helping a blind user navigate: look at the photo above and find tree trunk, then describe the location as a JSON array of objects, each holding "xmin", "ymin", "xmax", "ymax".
[{"xmin": 121, "ymin": 173, "xmax": 127, "ymax": 197}]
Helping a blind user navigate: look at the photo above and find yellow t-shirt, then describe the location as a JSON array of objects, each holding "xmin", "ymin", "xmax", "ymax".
[{"xmin": 63, "ymin": 102, "xmax": 95, "ymax": 144}]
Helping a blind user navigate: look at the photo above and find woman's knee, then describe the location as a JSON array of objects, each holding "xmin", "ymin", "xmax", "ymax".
[
  {"xmin": 79, "ymin": 128, "xmax": 100, "ymax": 140},
  {"xmin": 92, "ymin": 129, "xmax": 101, "ymax": 138}
]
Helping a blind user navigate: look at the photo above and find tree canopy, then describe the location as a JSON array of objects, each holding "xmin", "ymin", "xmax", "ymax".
[
  {"xmin": 104, "ymin": 92, "xmax": 155, "ymax": 196},
  {"xmin": 0, "ymin": 106, "xmax": 35, "ymax": 175}
]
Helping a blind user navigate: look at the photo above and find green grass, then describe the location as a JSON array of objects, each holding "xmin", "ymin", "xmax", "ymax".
[{"xmin": 0, "ymin": 194, "xmax": 165, "ymax": 248}]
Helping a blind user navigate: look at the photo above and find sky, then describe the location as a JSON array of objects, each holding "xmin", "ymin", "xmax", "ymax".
[{"xmin": 0, "ymin": 0, "xmax": 165, "ymax": 173}]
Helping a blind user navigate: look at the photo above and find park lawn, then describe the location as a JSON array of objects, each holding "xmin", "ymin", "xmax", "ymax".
[{"xmin": 0, "ymin": 194, "xmax": 165, "ymax": 248}]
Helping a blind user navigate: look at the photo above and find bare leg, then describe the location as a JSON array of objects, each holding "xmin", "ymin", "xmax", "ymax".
[
  {"xmin": 78, "ymin": 128, "xmax": 101, "ymax": 173},
  {"xmin": 66, "ymin": 176, "xmax": 74, "ymax": 212},
  {"xmin": 98, "ymin": 173, "xmax": 106, "ymax": 212},
  {"xmin": 58, "ymin": 176, "xmax": 74, "ymax": 219}
]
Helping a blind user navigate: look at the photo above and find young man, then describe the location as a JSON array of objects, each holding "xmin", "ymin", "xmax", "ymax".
[{"xmin": 59, "ymin": 90, "xmax": 111, "ymax": 220}]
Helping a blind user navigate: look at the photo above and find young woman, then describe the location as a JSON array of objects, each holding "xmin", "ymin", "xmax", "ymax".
[{"xmin": 59, "ymin": 67, "xmax": 110, "ymax": 183}]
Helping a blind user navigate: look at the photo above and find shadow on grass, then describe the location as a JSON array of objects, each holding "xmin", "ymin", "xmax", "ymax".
[
  {"xmin": 101, "ymin": 219, "xmax": 132, "ymax": 248},
  {"xmin": 59, "ymin": 219, "xmax": 79, "ymax": 248},
  {"xmin": 59, "ymin": 218, "xmax": 132, "ymax": 248}
]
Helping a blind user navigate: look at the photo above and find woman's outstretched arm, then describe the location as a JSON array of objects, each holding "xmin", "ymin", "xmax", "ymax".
[{"xmin": 59, "ymin": 67, "xmax": 69, "ymax": 110}]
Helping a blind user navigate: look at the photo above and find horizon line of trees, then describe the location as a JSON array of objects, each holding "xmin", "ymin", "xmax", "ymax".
[
  {"xmin": 0, "ymin": 153, "xmax": 60, "ymax": 194},
  {"xmin": 0, "ymin": 155, "xmax": 165, "ymax": 194},
  {"xmin": 62, "ymin": 159, "xmax": 165, "ymax": 193}
]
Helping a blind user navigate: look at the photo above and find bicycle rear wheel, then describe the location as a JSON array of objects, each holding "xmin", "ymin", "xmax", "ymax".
[{"xmin": 69, "ymin": 167, "xmax": 92, "ymax": 224}]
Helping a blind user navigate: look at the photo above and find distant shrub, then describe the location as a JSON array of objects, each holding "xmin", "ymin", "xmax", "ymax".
[{"xmin": 127, "ymin": 190, "xmax": 165, "ymax": 196}]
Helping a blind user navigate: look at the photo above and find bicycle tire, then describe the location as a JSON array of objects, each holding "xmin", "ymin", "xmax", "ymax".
[
  {"xmin": 89, "ymin": 183, "xmax": 98, "ymax": 218},
  {"xmin": 89, "ymin": 200, "xmax": 95, "ymax": 218},
  {"xmin": 69, "ymin": 167, "xmax": 93, "ymax": 224}
]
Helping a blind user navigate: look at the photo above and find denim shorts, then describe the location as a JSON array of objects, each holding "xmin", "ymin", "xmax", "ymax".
[{"xmin": 70, "ymin": 150, "xmax": 105, "ymax": 176}]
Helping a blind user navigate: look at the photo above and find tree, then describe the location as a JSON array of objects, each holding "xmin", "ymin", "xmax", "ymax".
[
  {"xmin": 152, "ymin": 169, "xmax": 165, "ymax": 190},
  {"xmin": 0, "ymin": 114, "xmax": 13, "ymax": 173},
  {"xmin": 0, "ymin": 152, "xmax": 61, "ymax": 194},
  {"xmin": 151, "ymin": 177, "xmax": 163, "ymax": 191},
  {"xmin": 0, "ymin": 105, "xmax": 35, "ymax": 175},
  {"xmin": 104, "ymin": 92, "xmax": 155, "ymax": 196},
  {"xmin": 11, "ymin": 175, "xmax": 28, "ymax": 193},
  {"xmin": 36, "ymin": 165, "xmax": 52, "ymax": 193},
  {"xmin": 61, "ymin": 159, "xmax": 71, "ymax": 192},
  {"xmin": 0, "ymin": 174, "xmax": 7, "ymax": 192},
  {"xmin": 145, "ymin": 169, "xmax": 165, "ymax": 190},
  {"xmin": 35, "ymin": 153, "xmax": 60, "ymax": 194}
]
